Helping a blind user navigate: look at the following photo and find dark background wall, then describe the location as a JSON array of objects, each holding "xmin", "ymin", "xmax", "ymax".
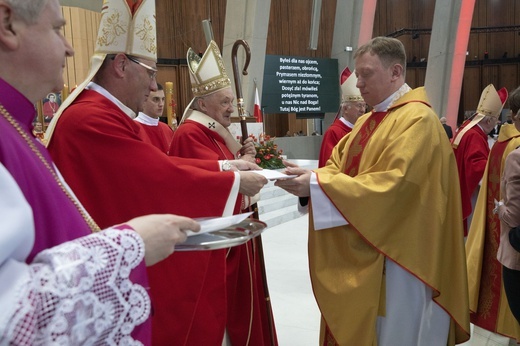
[{"xmin": 155, "ymin": 0, "xmax": 520, "ymax": 135}]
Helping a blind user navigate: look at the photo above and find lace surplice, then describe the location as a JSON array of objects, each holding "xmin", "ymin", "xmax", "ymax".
[{"xmin": 1, "ymin": 229, "xmax": 149, "ymax": 346}]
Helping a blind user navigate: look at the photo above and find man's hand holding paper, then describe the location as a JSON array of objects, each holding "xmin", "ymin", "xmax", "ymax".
[{"xmin": 274, "ymin": 163, "xmax": 311, "ymax": 197}]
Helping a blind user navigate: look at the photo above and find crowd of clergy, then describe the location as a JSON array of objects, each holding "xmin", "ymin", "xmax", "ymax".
[{"xmin": 0, "ymin": 0, "xmax": 519, "ymax": 345}]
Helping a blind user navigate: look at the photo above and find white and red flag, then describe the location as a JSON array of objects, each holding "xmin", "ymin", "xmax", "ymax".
[{"xmin": 254, "ymin": 87, "xmax": 263, "ymax": 123}]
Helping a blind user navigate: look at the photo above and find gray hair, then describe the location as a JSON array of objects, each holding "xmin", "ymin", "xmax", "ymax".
[
  {"xmin": 192, "ymin": 96, "xmax": 206, "ymax": 111},
  {"xmin": 5, "ymin": 0, "xmax": 47, "ymax": 24},
  {"xmin": 354, "ymin": 37, "xmax": 407, "ymax": 75}
]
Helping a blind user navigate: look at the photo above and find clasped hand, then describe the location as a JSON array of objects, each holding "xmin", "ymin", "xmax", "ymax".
[
  {"xmin": 237, "ymin": 137, "xmax": 257, "ymax": 163},
  {"xmin": 274, "ymin": 160, "xmax": 312, "ymax": 197}
]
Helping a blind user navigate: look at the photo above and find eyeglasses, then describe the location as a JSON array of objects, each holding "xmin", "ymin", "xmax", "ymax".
[{"xmin": 126, "ymin": 55, "xmax": 157, "ymax": 80}]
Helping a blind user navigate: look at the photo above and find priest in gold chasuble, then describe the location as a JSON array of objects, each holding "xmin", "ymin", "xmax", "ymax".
[
  {"xmin": 275, "ymin": 37, "xmax": 470, "ymax": 345},
  {"xmin": 465, "ymin": 86, "xmax": 520, "ymax": 344}
]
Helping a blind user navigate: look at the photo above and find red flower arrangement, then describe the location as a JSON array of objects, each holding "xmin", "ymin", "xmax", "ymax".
[{"xmin": 251, "ymin": 134, "xmax": 285, "ymax": 169}]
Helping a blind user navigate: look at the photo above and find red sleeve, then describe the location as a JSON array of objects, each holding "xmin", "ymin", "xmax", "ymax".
[
  {"xmin": 462, "ymin": 131, "xmax": 489, "ymax": 195},
  {"xmin": 319, "ymin": 122, "xmax": 351, "ymax": 168},
  {"xmin": 319, "ymin": 128, "xmax": 341, "ymax": 167},
  {"xmin": 48, "ymin": 91, "xmax": 233, "ymax": 229},
  {"xmin": 169, "ymin": 122, "xmax": 222, "ymax": 160}
]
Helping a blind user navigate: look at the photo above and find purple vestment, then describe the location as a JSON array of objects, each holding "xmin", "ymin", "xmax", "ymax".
[
  {"xmin": 0, "ymin": 78, "xmax": 91, "ymax": 261},
  {"xmin": 0, "ymin": 78, "xmax": 151, "ymax": 344}
]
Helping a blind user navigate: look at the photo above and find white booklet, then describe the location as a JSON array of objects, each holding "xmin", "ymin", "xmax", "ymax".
[
  {"xmin": 186, "ymin": 212, "xmax": 254, "ymax": 237},
  {"xmin": 250, "ymin": 170, "xmax": 297, "ymax": 180}
]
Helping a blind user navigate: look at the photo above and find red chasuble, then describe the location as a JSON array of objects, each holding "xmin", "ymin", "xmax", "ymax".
[
  {"xmin": 170, "ymin": 119, "xmax": 277, "ymax": 346},
  {"xmin": 137, "ymin": 121, "xmax": 174, "ymax": 154},
  {"xmin": 318, "ymin": 118, "xmax": 352, "ymax": 168},
  {"xmin": 48, "ymin": 90, "xmax": 239, "ymax": 345},
  {"xmin": 453, "ymin": 125, "xmax": 490, "ymax": 235}
]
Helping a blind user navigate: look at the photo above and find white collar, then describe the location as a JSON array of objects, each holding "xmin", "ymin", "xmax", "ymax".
[
  {"xmin": 135, "ymin": 112, "xmax": 159, "ymax": 126},
  {"xmin": 86, "ymin": 82, "xmax": 136, "ymax": 119},
  {"xmin": 185, "ymin": 111, "xmax": 242, "ymax": 156},
  {"xmin": 373, "ymin": 83, "xmax": 411, "ymax": 112},
  {"xmin": 339, "ymin": 117, "xmax": 354, "ymax": 129}
]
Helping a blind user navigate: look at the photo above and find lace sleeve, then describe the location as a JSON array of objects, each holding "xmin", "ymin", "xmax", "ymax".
[{"xmin": 1, "ymin": 228, "xmax": 149, "ymax": 346}]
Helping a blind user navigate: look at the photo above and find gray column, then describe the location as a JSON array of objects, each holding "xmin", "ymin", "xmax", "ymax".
[
  {"xmin": 326, "ymin": 0, "xmax": 375, "ymax": 130},
  {"xmin": 425, "ymin": 0, "xmax": 476, "ymax": 129},
  {"xmin": 331, "ymin": 0, "xmax": 370, "ymax": 70},
  {"xmin": 223, "ymin": 0, "xmax": 272, "ymax": 117}
]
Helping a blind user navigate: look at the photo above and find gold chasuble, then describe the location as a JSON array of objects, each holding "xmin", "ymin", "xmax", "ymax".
[
  {"xmin": 466, "ymin": 123, "xmax": 520, "ymax": 341},
  {"xmin": 309, "ymin": 87, "xmax": 470, "ymax": 345}
]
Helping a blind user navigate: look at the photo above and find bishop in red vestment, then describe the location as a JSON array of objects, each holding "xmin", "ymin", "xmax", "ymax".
[
  {"xmin": 318, "ymin": 67, "xmax": 366, "ymax": 168},
  {"xmin": 45, "ymin": 1, "xmax": 267, "ymax": 344},
  {"xmin": 48, "ymin": 86, "xmax": 265, "ymax": 345},
  {"xmin": 452, "ymin": 84, "xmax": 508, "ymax": 235},
  {"xmin": 453, "ymin": 124, "xmax": 491, "ymax": 233},
  {"xmin": 0, "ymin": 0, "xmax": 197, "ymax": 344},
  {"xmin": 171, "ymin": 119, "xmax": 276, "ymax": 345},
  {"xmin": 169, "ymin": 40, "xmax": 276, "ymax": 345}
]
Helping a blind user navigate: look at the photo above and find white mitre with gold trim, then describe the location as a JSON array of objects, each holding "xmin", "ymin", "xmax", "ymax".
[
  {"xmin": 181, "ymin": 40, "xmax": 232, "ymax": 123},
  {"xmin": 340, "ymin": 67, "xmax": 363, "ymax": 103},
  {"xmin": 188, "ymin": 40, "xmax": 231, "ymax": 97},
  {"xmin": 46, "ymin": 0, "xmax": 157, "ymax": 143},
  {"xmin": 452, "ymin": 84, "xmax": 508, "ymax": 148}
]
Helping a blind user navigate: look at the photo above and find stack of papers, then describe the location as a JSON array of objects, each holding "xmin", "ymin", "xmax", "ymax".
[
  {"xmin": 186, "ymin": 212, "xmax": 253, "ymax": 237},
  {"xmin": 250, "ymin": 170, "xmax": 297, "ymax": 180}
]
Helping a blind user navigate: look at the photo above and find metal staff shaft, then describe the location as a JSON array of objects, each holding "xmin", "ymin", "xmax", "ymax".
[{"xmin": 231, "ymin": 39, "xmax": 277, "ymax": 346}]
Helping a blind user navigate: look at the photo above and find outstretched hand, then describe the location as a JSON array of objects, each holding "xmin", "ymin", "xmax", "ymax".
[
  {"xmin": 282, "ymin": 160, "xmax": 299, "ymax": 168},
  {"xmin": 128, "ymin": 214, "xmax": 200, "ymax": 266},
  {"xmin": 274, "ymin": 163, "xmax": 312, "ymax": 197}
]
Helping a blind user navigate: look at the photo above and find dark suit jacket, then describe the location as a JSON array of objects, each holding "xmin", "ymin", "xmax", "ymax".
[{"xmin": 442, "ymin": 123, "xmax": 453, "ymax": 139}]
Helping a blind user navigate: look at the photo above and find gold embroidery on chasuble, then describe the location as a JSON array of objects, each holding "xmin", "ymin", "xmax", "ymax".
[
  {"xmin": 343, "ymin": 112, "xmax": 387, "ymax": 177},
  {"xmin": 477, "ymin": 143, "xmax": 505, "ymax": 320},
  {"xmin": 343, "ymin": 136, "xmax": 362, "ymax": 177}
]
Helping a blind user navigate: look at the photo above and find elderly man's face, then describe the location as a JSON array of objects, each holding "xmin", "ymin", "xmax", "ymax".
[
  {"xmin": 342, "ymin": 100, "xmax": 366, "ymax": 122},
  {"xmin": 199, "ymin": 87, "xmax": 235, "ymax": 128}
]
